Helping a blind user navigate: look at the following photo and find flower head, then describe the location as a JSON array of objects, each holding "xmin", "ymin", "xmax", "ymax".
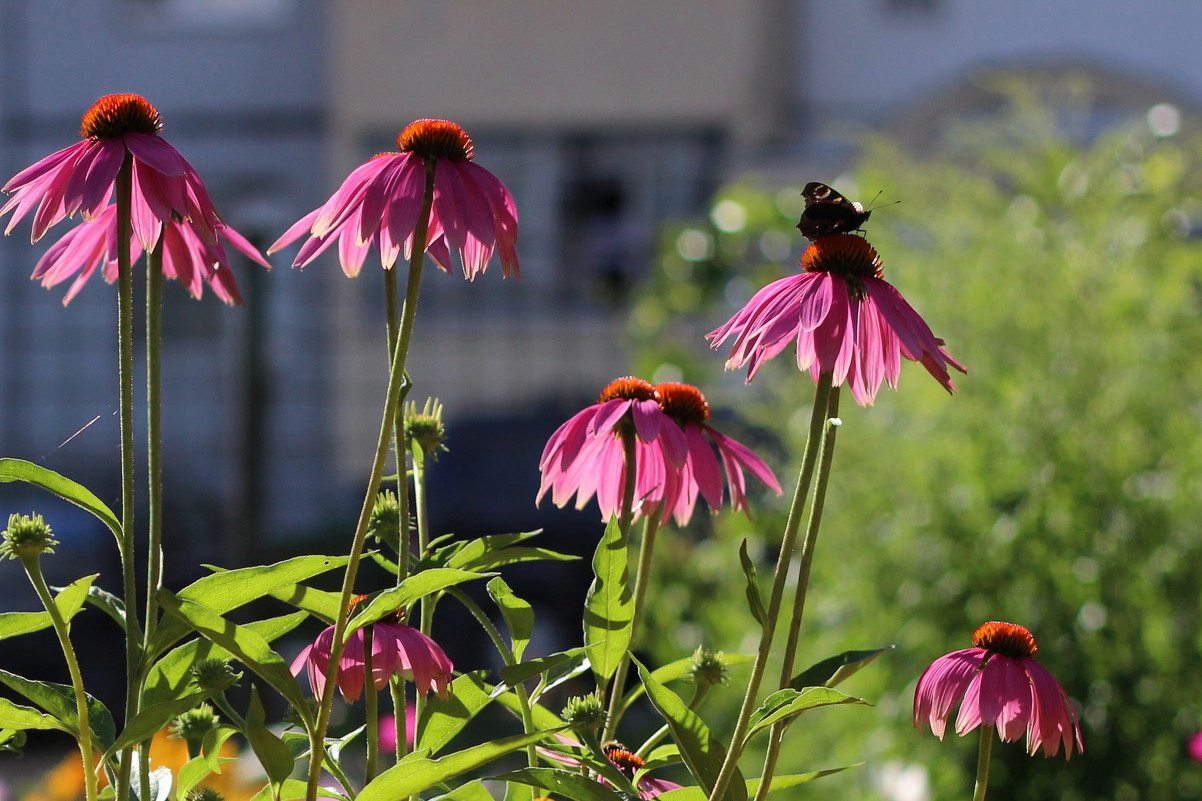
[
  {"xmin": 2, "ymin": 94, "xmax": 226, "ymax": 249},
  {"xmin": 707, "ymin": 234, "xmax": 965, "ymax": 406},
  {"xmin": 0, "ymin": 513, "xmax": 57, "ymax": 560},
  {"xmin": 30, "ymin": 204, "xmax": 267, "ymax": 305},
  {"xmin": 540, "ymin": 735, "xmax": 682, "ymax": 800},
  {"xmin": 538, "ymin": 378, "xmax": 779, "ymax": 525},
  {"xmin": 270, "ymin": 118, "xmax": 518, "ymax": 281},
  {"xmin": 290, "ymin": 620, "xmax": 453, "ymax": 702},
  {"xmin": 914, "ymin": 621, "xmax": 1083, "ymax": 759}
]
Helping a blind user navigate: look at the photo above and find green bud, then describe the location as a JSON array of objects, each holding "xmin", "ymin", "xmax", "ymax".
[
  {"xmin": 690, "ymin": 645, "xmax": 728, "ymax": 687},
  {"xmin": 171, "ymin": 703, "xmax": 221, "ymax": 755},
  {"xmin": 0, "ymin": 513, "xmax": 57, "ymax": 560},
  {"xmin": 368, "ymin": 490, "xmax": 402, "ymax": 549},
  {"xmin": 404, "ymin": 398, "xmax": 448, "ymax": 459},
  {"xmin": 190, "ymin": 658, "xmax": 242, "ymax": 695},
  {"xmin": 187, "ymin": 787, "xmax": 225, "ymax": 801},
  {"xmin": 561, "ymin": 692, "xmax": 606, "ymax": 732}
]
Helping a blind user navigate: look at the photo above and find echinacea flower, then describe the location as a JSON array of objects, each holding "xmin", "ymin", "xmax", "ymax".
[
  {"xmin": 653, "ymin": 382, "xmax": 781, "ymax": 525},
  {"xmin": 31, "ymin": 203, "xmax": 267, "ymax": 305},
  {"xmin": 540, "ymin": 736, "xmax": 682, "ymax": 800},
  {"xmin": 537, "ymin": 378, "xmax": 779, "ymax": 526},
  {"xmin": 2, "ymin": 94, "xmax": 224, "ymax": 249},
  {"xmin": 291, "ymin": 621, "xmax": 453, "ymax": 702},
  {"xmin": 707, "ymin": 234, "xmax": 965, "ymax": 406},
  {"xmin": 270, "ymin": 118, "xmax": 518, "ymax": 281},
  {"xmin": 914, "ymin": 621, "xmax": 1083, "ymax": 759}
]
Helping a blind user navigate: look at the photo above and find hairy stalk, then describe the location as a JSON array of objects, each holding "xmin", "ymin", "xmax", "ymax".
[
  {"xmin": 143, "ymin": 240, "xmax": 164, "ymax": 642},
  {"xmin": 636, "ymin": 681, "xmax": 713, "ymax": 759},
  {"xmin": 413, "ymin": 443, "xmax": 433, "ymax": 733},
  {"xmin": 754, "ymin": 386, "xmax": 842, "ymax": 801},
  {"xmin": 364, "ymin": 627, "xmax": 379, "ymax": 781},
  {"xmin": 305, "ymin": 159, "xmax": 436, "ymax": 801},
  {"xmin": 603, "ymin": 513, "xmax": 661, "ymax": 740},
  {"xmin": 22, "ymin": 556, "xmax": 98, "ymax": 801},
  {"xmin": 113, "ymin": 157, "xmax": 140, "ymax": 801},
  {"xmin": 384, "ymin": 269, "xmax": 411, "ymax": 585},
  {"xmin": 706, "ymin": 373, "xmax": 833, "ymax": 801},
  {"xmin": 390, "ymin": 680, "xmax": 408, "ymax": 761},
  {"xmin": 973, "ymin": 726, "xmax": 994, "ymax": 801}
]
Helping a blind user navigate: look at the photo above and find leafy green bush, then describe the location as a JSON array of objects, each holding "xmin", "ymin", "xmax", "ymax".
[{"xmin": 630, "ymin": 87, "xmax": 1202, "ymax": 800}]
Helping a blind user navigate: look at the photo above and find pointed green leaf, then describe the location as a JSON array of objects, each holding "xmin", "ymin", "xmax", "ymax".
[
  {"xmin": 633, "ymin": 657, "xmax": 746, "ymax": 801},
  {"xmin": 789, "ymin": 646, "xmax": 894, "ymax": 690},
  {"xmin": 0, "ymin": 574, "xmax": 96, "ymax": 642},
  {"xmin": 151, "ymin": 555, "xmax": 349, "ymax": 655},
  {"xmin": 497, "ymin": 768, "xmax": 625, "ymax": 801},
  {"xmin": 493, "ymin": 690, "xmax": 564, "ymax": 732},
  {"xmin": 0, "ymin": 697, "xmax": 67, "ymax": 731},
  {"xmin": 358, "ymin": 728, "xmax": 560, "ymax": 801},
  {"xmin": 351, "ymin": 568, "xmax": 489, "ymax": 632},
  {"xmin": 104, "ymin": 692, "xmax": 207, "ymax": 759},
  {"xmin": 430, "ymin": 780, "xmax": 495, "ymax": 801},
  {"xmin": 657, "ymin": 766, "xmax": 859, "ymax": 801},
  {"xmin": 620, "ymin": 653, "xmax": 754, "ymax": 710},
  {"xmin": 0, "ymin": 669, "xmax": 115, "ymax": 751},
  {"xmin": 0, "ymin": 459, "xmax": 121, "ymax": 549},
  {"xmin": 488, "ymin": 577, "xmax": 534, "ymax": 662},
  {"xmin": 177, "ymin": 752, "xmax": 237, "ymax": 799},
  {"xmin": 142, "ymin": 612, "xmax": 305, "ymax": 710},
  {"xmin": 583, "ymin": 517, "xmax": 633, "ymax": 682},
  {"xmin": 738, "ymin": 540, "xmax": 767, "ymax": 629},
  {"xmin": 245, "ymin": 685, "xmax": 295, "ymax": 786},
  {"xmin": 500, "ymin": 646, "xmax": 591, "ymax": 689},
  {"xmin": 743, "ymin": 687, "xmax": 867, "ymax": 742},
  {"xmin": 417, "ymin": 671, "xmax": 495, "ymax": 755},
  {"xmin": 80, "ymin": 584, "xmax": 127, "ymax": 629},
  {"xmin": 201, "ymin": 725, "xmax": 241, "ymax": 772},
  {"xmin": 267, "ymin": 582, "xmax": 342, "ymax": 624},
  {"xmin": 156, "ymin": 590, "xmax": 310, "ymax": 723}
]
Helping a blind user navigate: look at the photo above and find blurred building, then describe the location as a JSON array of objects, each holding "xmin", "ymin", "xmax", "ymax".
[{"xmin": 1, "ymin": 0, "xmax": 1200, "ymax": 551}]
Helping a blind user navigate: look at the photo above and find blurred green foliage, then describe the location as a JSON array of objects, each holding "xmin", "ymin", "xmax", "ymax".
[{"xmin": 629, "ymin": 83, "xmax": 1202, "ymax": 800}]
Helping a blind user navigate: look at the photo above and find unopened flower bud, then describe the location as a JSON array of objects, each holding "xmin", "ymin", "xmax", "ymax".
[
  {"xmin": 190, "ymin": 658, "xmax": 242, "ymax": 695},
  {"xmin": 0, "ymin": 513, "xmax": 57, "ymax": 560},
  {"xmin": 690, "ymin": 645, "xmax": 728, "ymax": 687},
  {"xmin": 404, "ymin": 398, "xmax": 448, "ymax": 459},
  {"xmin": 368, "ymin": 490, "xmax": 402, "ymax": 549},
  {"xmin": 172, "ymin": 703, "xmax": 220, "ymax": 757},
  {"xmin": 187, "ymin": 787, "xmax": 225, "ymax": 801},
  {"xmin": 561, "ymin": 692, "xmax": 606, "ymax": 733}
]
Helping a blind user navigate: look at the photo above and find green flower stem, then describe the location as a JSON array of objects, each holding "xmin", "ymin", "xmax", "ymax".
[
  {"xmin": 636, "ymin": 681, "xmax": 712, "ymax": 759},
  {"xmin": 304, "ymin": 159, "xmax": 437, "ymax": 801},
  {"xmin": 143, "ymin": 239, "xmax": 164, "ymax": 646},
  {"xmin": 753, "ymin": 386, "xmax": 841, "ymax": 801},
  {"xmin": 973, "ymin": 726, "xmax": 994, "ymax": 801},
  {"xmin": 449, "ymin": 587, "xmax": 539, "ymax": 772},
  {"xmin": 383, "ymin": 268, "xmax": 412, "ymax": 585},
  {"xmin": 22, "ymin": 555, "xmax": 98, "ymax": 801},
  {"xmin": 364, "ymin": 626, "xmax": 379, "ymax": 781},
  {"xmin": 706, "ymin": 373, "xmax": 833, "ymax": 801},
  {"xmin": 390, "ymin": 680, "xmax": 408, "ymax": 762},
  {"xmin": 602, "ymin": 513, "xmax": 661, "ymax": 741},
  {"xmin": 113, "ymin": 156, "xmax": 140, "ymax": 801},
  {"xmin": 413, "ymin": 444, "xmax": 433, "ymax": 733},
  {"xmin": 209, "ymin": 692, "xmax": 247, "ymax": 731}
]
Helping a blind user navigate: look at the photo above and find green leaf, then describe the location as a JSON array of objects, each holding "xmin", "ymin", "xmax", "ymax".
[
  {"xmin": 500, "ymin": 646, "xmax": 591, "ymax": 689},
  {"xmin": 789, "ymin": 646, "xmax": 894, "ymax": 690},
  {"xmin": 245, "ymin": 685, "xmax": 295, "ymax": 787},
  {"xmin": 0, "ymin": 458, "xmax": 121, "ymax": 549},
  {"xmin": 0, "ymin": 669, "xmax": 115, "ymax": 751},
  {"xmin": 80, "ymin": 584, "xmax": 127, "ymax": 629},
  {"xmin": 493, "ymin": 690, "xmax": 564, "ymax": 732},
  {"xmin": 497, "ymin": 768, "xmax": 625, "ymax": 801},
  {"xmin": 487, "ymin": 577, "xmax": 534, "ymax": 662},
  {"xmin": 201, "ymin": 725, "xmax": 241, "ymax": 772},
  {"xmin": 105, "ymin": 692, "xmax": 207, "ymax": 759},
  {"xmin": 351, "ymin": 568, "xmax": 489, "ymax": 632},
  {"xmin": 738, "ymin": 540, "xmax": 767, "ymax": 629},
  {"xmin": 156, "ymin": 590, "xmax": 310, "ymax": 724},
  {"xmin": 358, "ymin": 729, "xmax": 560, "ymax": 801},
  {"xmin": 267, "ymin": 582, "xmax": 342, "ymax": 624},
  {"xmin": 633, "ymin": 657, "xmax": 746, "ymax": 801},
  {"xmin": 417, "ymin": 671, "xmax": 495, "ymax": 755},
  {"xmin": 151, "ymin": 555, "xmax": 349, "ymax": 656},
  {"xmin": 0, "ymin": 574, "xmax": 96, "ymax": 642},
  {"xmin": 743, "ymin": 687, "xmax": 867, "ymax": 742},
  {"xmin": 583, "ymin": 517, "xmax": 633, "ymax": 682},
  {"xmin": 0, "ymin": 697, "xmax": 67, "ymax": 731},
  {"xmin": 269, "ymin": 780, "xmax": 349, "ymax": 801},
  {"xmin": 656, "ymin": 766, "xmax": 858, "ymax": 801},
  {"xmin": 430, "ymin": 780, "xmax": 496, "ymax": 801},
  {"xmin": 142, "ymin": 612, "xmax": 305, "ymax": 710},
  {"xmin": 177, "ymin": 752, "xmax": 236, "ymax": 800}
]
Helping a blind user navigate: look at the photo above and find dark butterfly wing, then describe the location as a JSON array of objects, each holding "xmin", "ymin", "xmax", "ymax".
[{"xmin": 796, "ymin": 181, "xmax": 871, "ymax": 241}]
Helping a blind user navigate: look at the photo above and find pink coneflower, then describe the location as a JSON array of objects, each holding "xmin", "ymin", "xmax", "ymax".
[
  {"xmin": 1189, "ymin": 731, "xmax": 1202, "ymax": 763},
  {"xmin": 291, "ymin": 620, "xmax": 453, "ymax": 703},
  {"xmin": 31, "ymin": 203, "xmax": 267, "ymax": 305},
  {"xmin": 707, "ymin": 234, "xmax": 965, "ymax": 406},
  {"xmin": 914, "ymin": 621, "xmax": 1083, "ymax": 759},
  {"xmin": 537, "ymin": 378, "xmax": 779, "ymax": 526},
  {"xmin": 1, "ymin": 94, "xmax": 224, "ymax": 249},
  {"xmin": 540, "ymin": 737, "xmax": 682, "ymax": 800},
  {"xmin": 653, "ymin": 382, "xmax": 781, "ymax": 525},
  {"xmin": 270, "ymin": 119, "xmax": 518, "ymax": 280}
]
